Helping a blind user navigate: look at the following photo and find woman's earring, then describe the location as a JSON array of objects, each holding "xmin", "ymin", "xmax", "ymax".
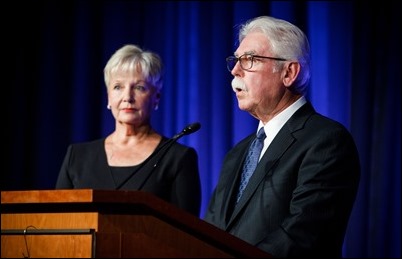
[{"xmin": 107, "ymin": 105, "xmax": 111, "ymax": 110}]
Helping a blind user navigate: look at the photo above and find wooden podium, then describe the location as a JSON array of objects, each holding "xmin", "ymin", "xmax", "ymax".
[{"xmin": 1, "ymin": 189, "xmax": 271, "ymax": 258}]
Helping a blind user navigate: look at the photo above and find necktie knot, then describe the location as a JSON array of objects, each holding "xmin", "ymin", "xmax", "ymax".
[{"xmin": 256, "ymin": 127, "xmax": 266, "ymax": 140}]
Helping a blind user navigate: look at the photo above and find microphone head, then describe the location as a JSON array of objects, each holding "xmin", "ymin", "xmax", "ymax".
[{"xmin": 182, "ymin": 122, "xmax": 201, "ymax": 135}]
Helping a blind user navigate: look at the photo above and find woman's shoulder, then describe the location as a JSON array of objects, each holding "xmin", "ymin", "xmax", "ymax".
[
  {"xmin": 160, "ymin": 136, "xmax": 193, "ymax": 148},
  {"xmin": 69, "ymin": 138, "xmax": 105, "ymax": 150}
]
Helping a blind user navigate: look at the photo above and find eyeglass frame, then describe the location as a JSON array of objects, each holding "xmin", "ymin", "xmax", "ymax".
[{"xmin": 226, "ymin": 53, "xmax": 287, "ymax": 72}]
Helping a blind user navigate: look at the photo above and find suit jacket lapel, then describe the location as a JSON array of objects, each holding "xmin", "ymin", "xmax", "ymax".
[{"xmin": 226, "ymin": 102, "xmax": 316, "ymax": 228}]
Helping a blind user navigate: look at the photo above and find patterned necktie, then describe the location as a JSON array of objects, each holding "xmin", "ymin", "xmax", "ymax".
[{"xmin": 236, "ymin": 127, "xmax": 266, "ymax": 203}]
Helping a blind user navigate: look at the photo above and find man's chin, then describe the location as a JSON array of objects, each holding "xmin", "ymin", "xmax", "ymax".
[{"xmin": 237, "ymin": 102, "xmax": 250, "ymax": 111}]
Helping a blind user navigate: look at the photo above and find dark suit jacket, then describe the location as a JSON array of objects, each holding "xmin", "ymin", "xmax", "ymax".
[
  {"xmin": 204, "ymin": 102, "xmax": 360, "ymax": 257},
  {"xmin": 56, "ymin": 137, "xmax": 201, "ymax": 216}
]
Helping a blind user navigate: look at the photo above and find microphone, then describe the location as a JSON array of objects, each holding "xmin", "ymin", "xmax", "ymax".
[
  {"xmin": 153, "ymin": 122, "xmax": 201, "ymax": 168},
  {"xmin": 115, "ymin": 122, "xmax": 201, "ymax": 190},
  {"xmin": 172, "ymin": 122, "xmax": 201, "ymax": 140}
]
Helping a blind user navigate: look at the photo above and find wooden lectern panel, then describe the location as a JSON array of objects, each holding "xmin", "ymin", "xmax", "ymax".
[
  {"xmin": 1, "ymin": 234, "xmax": 93, "ymax": 258},
  {"xmin": 1, "ymin": 212, "xmax": 99, "ymax": 230},
  {"xmin": 1, "ymin": 190, "xmax": 271, "ymax": 258}
]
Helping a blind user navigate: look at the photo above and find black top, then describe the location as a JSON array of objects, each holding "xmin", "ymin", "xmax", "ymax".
[{"xmin": 55, "ymin": 137, "xmax": 201, "ymax": 216}]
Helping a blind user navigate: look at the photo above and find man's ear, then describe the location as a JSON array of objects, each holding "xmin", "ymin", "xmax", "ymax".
[{"xmin": 282, "ymin": 62, "xmax": 300, "ymax": 87}]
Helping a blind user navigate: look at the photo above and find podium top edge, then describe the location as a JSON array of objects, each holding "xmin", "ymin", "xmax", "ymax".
[{"xmin": 1, "ymin": 189, "xmax": 151, "ymax": 204}]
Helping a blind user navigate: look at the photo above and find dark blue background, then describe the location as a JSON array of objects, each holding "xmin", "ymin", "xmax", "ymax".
[{"xmin": 7, "ymin": 1, "xmax": 400, "ymax": 257}]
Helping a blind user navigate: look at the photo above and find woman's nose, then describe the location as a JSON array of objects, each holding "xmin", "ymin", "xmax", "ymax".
[{"xmin": 123, "ymin": 90, "xmax": 134, "ymax": 102}]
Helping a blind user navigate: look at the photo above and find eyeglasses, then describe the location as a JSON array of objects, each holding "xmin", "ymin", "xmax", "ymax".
[{"xmin": 226, "ymin": 53, "xmax": 287, "ymax": 72}]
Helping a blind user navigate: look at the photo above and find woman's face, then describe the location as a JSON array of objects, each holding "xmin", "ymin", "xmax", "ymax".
[{"xmin": 107, "ymin": 68, "xmax": 160, "ymax": 127}]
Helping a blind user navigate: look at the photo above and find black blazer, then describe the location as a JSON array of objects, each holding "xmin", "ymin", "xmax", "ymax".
[
  {"xmin": 56, "ymin": 137, "xmax": 202, "ymax": 216},
  {"xmin": 204, "ymin": 102, "xmax": 360, "ymax": 257}
]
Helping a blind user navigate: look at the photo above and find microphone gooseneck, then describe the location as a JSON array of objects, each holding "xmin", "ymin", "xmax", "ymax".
[
  {"xmin": 115, "ymin": 122, "xmax": 201, "ymax": 190},
  {"xmin": 155, "ymin": 122, "xmax": 201, "ymax": 166}
]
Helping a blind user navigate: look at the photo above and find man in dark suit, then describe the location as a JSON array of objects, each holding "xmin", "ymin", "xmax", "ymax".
[{"xmin": 204, "ymin": 16, "xmax": 360, "ymax": 257}]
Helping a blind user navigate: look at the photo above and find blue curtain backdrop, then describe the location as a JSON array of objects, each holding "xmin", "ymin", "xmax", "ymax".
[{"xmin": 7, "ymin": 1, "xmax": 400, "ymax": 258}]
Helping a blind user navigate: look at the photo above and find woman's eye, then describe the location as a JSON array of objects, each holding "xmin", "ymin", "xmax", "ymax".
[{"xmin": 134, "ymin": 85, "xmax": 147, "ymax": 92}]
